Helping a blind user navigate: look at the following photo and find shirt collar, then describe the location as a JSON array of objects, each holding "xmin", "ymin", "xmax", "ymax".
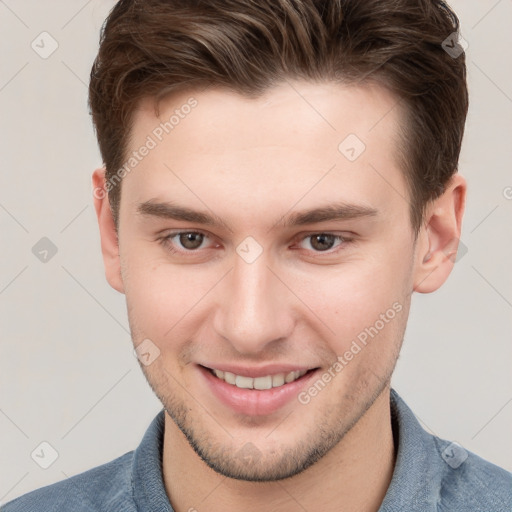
[
  {"xmin": 131, "ymin": 408, "xmax": 173, "ymax": 511},
  {"xmin": 378, "ymin": 389, "xmax": 443, "ymax": 511}
]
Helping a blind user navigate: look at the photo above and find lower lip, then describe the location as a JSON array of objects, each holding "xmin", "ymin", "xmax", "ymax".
[{"xmin": 199, "ymin": 365, "xmax": 318, "ymax": 416}]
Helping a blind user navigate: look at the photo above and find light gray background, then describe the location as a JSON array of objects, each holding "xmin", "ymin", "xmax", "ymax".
[{"xmin": 1, "ymin": 0, "xmax": 511, "ymax": 504}]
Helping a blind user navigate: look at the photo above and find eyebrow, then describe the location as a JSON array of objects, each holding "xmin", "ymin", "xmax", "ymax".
[{"xmin": 136, "ymin": 200, "xmax": 379, "ymax": 231}]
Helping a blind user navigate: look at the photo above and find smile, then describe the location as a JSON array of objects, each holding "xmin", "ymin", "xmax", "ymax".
[
  {"xmin": 200, "ymin": 364, "xmax": 320, "ymax": 415},
  {"xmin": 210, "ymin": 368, "xmax": 309, "ymax": 390}
]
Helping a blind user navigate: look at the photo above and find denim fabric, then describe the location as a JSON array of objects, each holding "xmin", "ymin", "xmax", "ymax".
[{"xmin": 3, "ymin": 389, "xmax": 511, "ymax": 511}]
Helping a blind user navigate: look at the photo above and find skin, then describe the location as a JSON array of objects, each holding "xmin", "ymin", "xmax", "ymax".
[{"xmin": 93, "ymin": 80, "xmax": 466, "ymax": 512}]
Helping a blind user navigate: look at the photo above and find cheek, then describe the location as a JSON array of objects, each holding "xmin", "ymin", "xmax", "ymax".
[
  {"xmin": 298, "ymin": 247, "xmax": 412, "ymax": 354},
  {"xmin": 121, "ymin": 248, "xmax": 219, "ymax": 341}
]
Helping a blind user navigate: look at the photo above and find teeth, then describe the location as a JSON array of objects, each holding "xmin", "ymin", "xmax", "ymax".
[
  {"xmin": 254, "ymin": 375, "xmax": 272, "ymax": 390},
  {"xmin": 224, "ymin": 371, "xmax": 236, "ymax": 385},
  {"xmin": 212, "ymin": 368, "xmax": 308, "ymax": 389},
  {"xmin": 235, "ymin": 375, "xmax": 254, "ymax": 389},
  {"xmin": 285, "ymin": 371, "xmax": 297, "ymax": 383},
  {"xmin": 272, "ymin": 373, "xmax": 285, "ymax": 387}
]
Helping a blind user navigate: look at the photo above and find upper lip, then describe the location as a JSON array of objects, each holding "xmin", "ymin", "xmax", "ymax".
[{"xmin": 200, "ymin": 363, "xmax": 317, "ymax": 378}]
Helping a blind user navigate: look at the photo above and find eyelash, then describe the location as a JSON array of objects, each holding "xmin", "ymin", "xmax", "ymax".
[{"xmin": 158, "ymin": 230, "xmax": 354, "ymax": 257}]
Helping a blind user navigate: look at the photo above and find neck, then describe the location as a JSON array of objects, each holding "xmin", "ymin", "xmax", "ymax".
[{"xmin": 162, "ymin": 387, "xmax": 395, "ymax": 512}]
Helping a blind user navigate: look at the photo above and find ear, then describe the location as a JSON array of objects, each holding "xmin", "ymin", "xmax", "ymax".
[
  {"xmin": 413, "ymin": 173, "xmax": 467, "ymax": 293},
  {"xmin": 92, "ymin": 168, "xmax": 125, "ymax": 294}
]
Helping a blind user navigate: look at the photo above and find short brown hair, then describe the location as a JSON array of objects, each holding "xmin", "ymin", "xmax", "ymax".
[{"xmin": 88, "ymin": 0, "xmax": 468, "ymax": 233}]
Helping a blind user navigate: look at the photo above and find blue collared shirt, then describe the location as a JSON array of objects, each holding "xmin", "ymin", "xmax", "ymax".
[{"xmin": 3, "ymin": 389, "xmax": 512, "ymax": 511}]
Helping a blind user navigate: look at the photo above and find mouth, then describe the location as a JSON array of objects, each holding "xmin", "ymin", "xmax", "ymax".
[
  {"xmin": 207, "ymin": 367, "xmax": 310, "ymax": 390},
  {"xmin": 198, "ymin": 364, "xmax": 320, "ymax": 416}
]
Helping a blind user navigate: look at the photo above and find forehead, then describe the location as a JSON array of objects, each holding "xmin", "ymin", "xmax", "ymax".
[
  {"xmin": 132, "ymin": 80, "xmax": 402, "ymax": 150},
  {"xmin": 123, "ymin": 80, "xmax": 408, "ymax": 226}
]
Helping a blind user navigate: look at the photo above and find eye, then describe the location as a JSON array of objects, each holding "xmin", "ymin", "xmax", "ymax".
[
  {"xmin": 159, "ymin": 231, "xmax": 212, "ymax": 253},
  {"xmin": 298, "ymin": 233, "xmax": 350, "ymax": 253}
]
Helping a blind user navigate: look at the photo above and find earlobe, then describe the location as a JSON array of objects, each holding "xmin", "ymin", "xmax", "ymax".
[
  {"xmin": 413, "ymin": 173, "xmax": 467, "ymax": 293},
  {"xmin": 92, "ymin": 168, "xmax": 125, "ymax": 294}
]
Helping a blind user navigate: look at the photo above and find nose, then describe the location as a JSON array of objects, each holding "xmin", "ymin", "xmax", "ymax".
[{"xmin": 212, "ymin": 249, "xmax": 295, "ymax": 355}]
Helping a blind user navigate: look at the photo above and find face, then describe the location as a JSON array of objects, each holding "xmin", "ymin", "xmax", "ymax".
[{"xmin": 111, "ymin": 81, "xmax": 420, "ymax": 481}]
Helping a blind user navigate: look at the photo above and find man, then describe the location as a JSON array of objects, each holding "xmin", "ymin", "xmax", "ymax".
[{"xmin": 3, "ymin": 0, "xmax": 511, "ymax": 511}]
